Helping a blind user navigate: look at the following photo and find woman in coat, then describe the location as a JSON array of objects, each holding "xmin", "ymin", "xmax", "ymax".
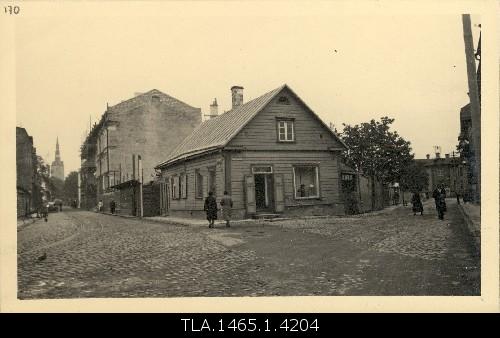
[
  {"xmin": 204, "ymin": 191, "xmax": 218, "ymax": 228},
  {"xmin": 220, "ymin": 191, "xmax": 234, "ymax": 228},
  {"xmin": 411, "ymin": 192, "xmax": 423, "ymax": 216}
]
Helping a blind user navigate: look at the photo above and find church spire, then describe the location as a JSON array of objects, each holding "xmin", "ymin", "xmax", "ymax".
[{"xmin": 55, "ymin": 137, "xmax": 61, "ymax": 161}]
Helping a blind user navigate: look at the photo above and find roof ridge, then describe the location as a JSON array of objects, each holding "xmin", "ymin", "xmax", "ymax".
[{"xmin": 156, "ymin": 84, "xmax": 287, "ymax": 168}]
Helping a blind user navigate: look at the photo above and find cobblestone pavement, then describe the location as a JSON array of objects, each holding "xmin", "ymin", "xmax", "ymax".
[{"xmin": 17, "ymin": 199, "xmax": 479, "ymax": 299}]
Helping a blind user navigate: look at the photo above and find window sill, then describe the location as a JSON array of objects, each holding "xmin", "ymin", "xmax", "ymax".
[{"xmin": 294, "ymin": 196, "xmax": 321, "ymax": 200}]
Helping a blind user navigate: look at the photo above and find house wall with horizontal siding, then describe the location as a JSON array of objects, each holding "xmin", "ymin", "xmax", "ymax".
[
  {"xmin": 160, "ymin": 153, "xmax": 225, "ymax": 218},
  {"xmin": 229, "ymin": 150, "xmax": 344, "ymax": 217},
  {"xmin": 228, "ymin": 89, "xmax": 344, "ymax": 151}
]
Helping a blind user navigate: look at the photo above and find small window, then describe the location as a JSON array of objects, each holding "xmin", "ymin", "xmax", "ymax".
[
  {"xmin": 151, "ymin": 95, "xmax": 161, "ymax": 104},
  {"xmin": 278, "ymin": 96, "xmax": 290, "ymax": 104},
  {"xmin": 277, "ymin": 120, "xmax": 295, "ymax": 142},
  {"xmin": 293, "ymin": 166, "xmax": 319, "ymax": 199},
  {"xmin": 207, "ymin": 167, "xmax": 216, "ymax": 196},
  {"xmin": 171, "ymin": 176, "xmax": 179, "ymax": 200},
  {"xmin": 180, "ymin": 173, "xmax": 187, "ymax": 199},
  {"xmin": 195, "ymin": 170, "xmax": 203, "ymax": 199}
]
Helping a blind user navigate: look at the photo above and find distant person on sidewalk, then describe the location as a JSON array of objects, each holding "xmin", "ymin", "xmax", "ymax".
[
  {"xmin": 411, "ymin": 192, "xmax": 423, "ymax": 216},
  {"xmin": 204, "ymin": 191, "xmax": 218, "ymax": 228},
  {"xmin": 432, "ymin": 185, "xmax": 447, "ymax": 220},
  {"xmin": 220, "ymin": 191, "xmax": 234, "ymax": 228},
  {"xmin": 110, "ymin": 199, "xmax": 116, "ymax": 214},
  {"xmin": 97, "ymin": 200, "xmax": 103, "ymax": 212}
]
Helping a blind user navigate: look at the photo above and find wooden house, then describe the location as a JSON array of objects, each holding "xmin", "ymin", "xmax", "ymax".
[{"xmin": 155, "ymin": 84, "xmax": 348, "ymax": 219}]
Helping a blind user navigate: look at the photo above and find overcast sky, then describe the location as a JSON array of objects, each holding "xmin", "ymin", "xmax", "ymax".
[{"xmin": 15, "ymin": 9, "xmax": 481, "ymax": 177}]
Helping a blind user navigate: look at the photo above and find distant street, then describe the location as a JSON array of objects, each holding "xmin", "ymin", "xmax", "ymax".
[{"xmin": 18, "ymin": 199, "xmax": 479, "ymax": 299}]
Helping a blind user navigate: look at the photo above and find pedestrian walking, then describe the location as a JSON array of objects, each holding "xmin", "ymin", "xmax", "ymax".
[
  {"xmin": 41, "ymin": 203, "xmax": 49, "ymax": 222},
  {"xmin": 110, "ymin": 199, "xmax": 116, "ymax": 214},
  {"xmin": 97, "ymin": 200, "xmax": 103, "ymax": 212},
  {"xmin": 220, "ymin": 191, "xmax": 233, "ymax": 228},
  {"xmin": 204, "ymin": 191, "xmax": 218, "ymax": 228},
  {"xmin": 411, "ymin": 192, "xmax": 423, "ymax": 216},
  {"xmin": 432, "ymin": 185, "xmax": 446, "ymax": 220}
]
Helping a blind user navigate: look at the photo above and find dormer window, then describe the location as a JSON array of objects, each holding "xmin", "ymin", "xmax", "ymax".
[{"xmin": 277, "ymin": 118, "xmax": 295, "ymax": 142}]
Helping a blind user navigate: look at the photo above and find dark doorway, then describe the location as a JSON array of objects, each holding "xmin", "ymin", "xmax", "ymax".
[{"xmin": 254, "ymin": 174, "xmax": 274, "ymax": 211}]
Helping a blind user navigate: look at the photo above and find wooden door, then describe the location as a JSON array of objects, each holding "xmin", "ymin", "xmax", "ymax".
[
  {"xmin": 274, "ymin": 174, "xmax": 285, "ymax": 213},
  {"xmin": 244, "ymin": 175, "xmax": 256, "ymax": 215}
]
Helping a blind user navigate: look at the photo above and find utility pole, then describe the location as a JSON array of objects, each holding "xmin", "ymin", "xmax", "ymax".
[
  {"xmin": 138, "ymin": 155, "xmax": 144, "ymax": 218},
  {"xmin": 462, "ymin": 14, "xmax": 481, "ymax": 203},
  {"xmin": 77, "ymin": 170, "xmax": 81, "ymax": 209}
]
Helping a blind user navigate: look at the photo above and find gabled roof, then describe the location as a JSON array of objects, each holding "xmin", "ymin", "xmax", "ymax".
[{"xmin": 156, "ymin": 84, "xmax": 348, "ymax": 169}]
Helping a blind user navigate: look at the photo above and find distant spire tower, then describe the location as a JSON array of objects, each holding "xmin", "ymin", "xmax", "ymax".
[{"xmin": 50, "ymin": 137, "xmax": 65, "ymax": 181}]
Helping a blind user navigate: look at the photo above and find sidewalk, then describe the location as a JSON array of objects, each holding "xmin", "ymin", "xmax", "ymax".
[
  {"xmin": 17, "ymin": 216, "xmax": 38, "ymax": 231},
  {"xmin": 457, "ymin": 202, "xmax": 480, "ymax": 250},
  {"xmin": 99, "ymin": 203, "xmax": 406, "ymax": 228},
  {"xmin": 145, "ymin": 215, "xmax": 260, "ymax": 228}
]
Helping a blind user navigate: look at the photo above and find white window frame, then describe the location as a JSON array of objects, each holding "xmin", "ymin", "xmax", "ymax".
[
  {"xmin": 293, "ymin": 165, "xmax": 320, "ymax": 199},
  {"xmin": 277, "ymin": 120, "xmax": 295, "ymax": 142},
  {"xmin": 180, "ymin": 173, "xmax": 187, "ymax": 199},
  {"xmin": 195, "ymin": 170, "xmax": 204, "ymax": 199},
  {"xmin": 171, "ymin": 176, "xmax": 179, "ymax": 200}
]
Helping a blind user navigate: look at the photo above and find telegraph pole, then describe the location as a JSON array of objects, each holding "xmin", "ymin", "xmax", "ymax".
[
  {"xmin": 138, "ymin": 155, "xmax": 144, "ymax": 218},
  {"xmin": 462, "ymin": 14, "xmax": 481, "ymax": 203}
]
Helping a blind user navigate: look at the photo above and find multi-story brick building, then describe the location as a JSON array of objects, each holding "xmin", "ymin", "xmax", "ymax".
[
  {"xmin": 80, "ymin": 89, "xmax": 201, "ymax": 213},
  {"xmin": 16, "ymin": 127, "xmax": 38, "ymax": 217}
]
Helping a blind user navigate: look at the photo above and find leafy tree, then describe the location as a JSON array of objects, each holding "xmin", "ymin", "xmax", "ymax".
[
  {"xmin": 34, "ymin": 155, "xmax": 51, "ymax": 202},
  {"xmin": 339, "ymin": 117, "xmax": 415, "ymax": 208},
  {"xmin": 64, "ymin": 171, "xmax": 79, "ymax": 203},
  {"xmin": 399, "ymin": 162, "xmax": 429, "ymax": 193}
]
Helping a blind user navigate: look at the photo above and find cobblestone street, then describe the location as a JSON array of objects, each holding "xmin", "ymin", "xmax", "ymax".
[{"xmin": 17, "ymin": 199, "xmax": 480, "ymax": 299}]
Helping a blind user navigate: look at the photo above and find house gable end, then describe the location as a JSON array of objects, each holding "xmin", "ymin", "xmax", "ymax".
[{"xmin": 228, "ymin": 86, "xmax": 346, "ymax": 151}]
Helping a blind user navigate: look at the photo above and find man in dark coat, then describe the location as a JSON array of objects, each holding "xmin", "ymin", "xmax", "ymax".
[
  {"xmin": 110, "ymin": 199, "xmax": 116, "ymax": 214},
  {"xmin": 204, "ymin": 191, "xmax": 218, "ymax": 228},
  {"xmin": 432, "ymin": 185, "xmax": 446, "ymax": 220},
  {"xmin": 411, "ymin": 192, "xmax": 423, "ymax": 216}
]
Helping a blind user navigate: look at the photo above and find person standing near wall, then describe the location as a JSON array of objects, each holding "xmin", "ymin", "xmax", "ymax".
[
  {"xmin": 204, "ymin": 191, "xmax": 218, "ymax": 228},
  {"xmin": 411, "ymin": 191, "xmax": 423, "ymax": 216},
  {"xmin": 220, "ymin": 191, "xmax": 233, "ymax": 228}
]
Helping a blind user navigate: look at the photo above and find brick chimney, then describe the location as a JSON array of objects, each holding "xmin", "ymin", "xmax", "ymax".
[
  {"xmin": 209, "ymin": 98, "xmax": 218, "ymax": 119},
  {"xmin": 445, "ymin": 153, "xmax": 450, "ymax": 158},
  {"xmin": 426, "ymin": 154, "xmax": 430, "ymax": 159},
  {"xmin": 231, "ymin": 86, "xmax": 244, "ymax": 109},
  {"xmin": 435, "ymin": 152, "xmax": 441, "ymax": 159}
]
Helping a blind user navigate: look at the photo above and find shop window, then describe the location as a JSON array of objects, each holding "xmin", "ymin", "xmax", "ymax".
[{"xmin": 293, "ymin": 166, "xmax": 319, "ymax": 199}]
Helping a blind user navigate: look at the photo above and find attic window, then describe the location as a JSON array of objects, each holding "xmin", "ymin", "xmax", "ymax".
[
  {"xmin": 278, "ymin": 96, "xmax": 290, "ymax": 104},
  {"xmin": 151, "ymin": 95, "xmax": 160, "ymax": 104}
]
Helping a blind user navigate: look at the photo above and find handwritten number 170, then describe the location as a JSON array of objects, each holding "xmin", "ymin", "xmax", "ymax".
[{"xmin": 4, "ymin": 6, "xmax": 20, "ymax": 15}]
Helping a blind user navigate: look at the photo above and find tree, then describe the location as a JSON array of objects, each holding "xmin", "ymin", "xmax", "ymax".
[
  {"xmin": 339, "ymin": 117, "xmax": 415, "ymax": 208},
  {"xmin": 64, "ymin": 171, "xmax": 79, "ymax": 203},
  {"xmin": 34, "ymin": 155, "xmax": 51, "ymax": 203},
  {"xmin": 399, "ymin": 162, "xmax": 429, "ymax": 193}
]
